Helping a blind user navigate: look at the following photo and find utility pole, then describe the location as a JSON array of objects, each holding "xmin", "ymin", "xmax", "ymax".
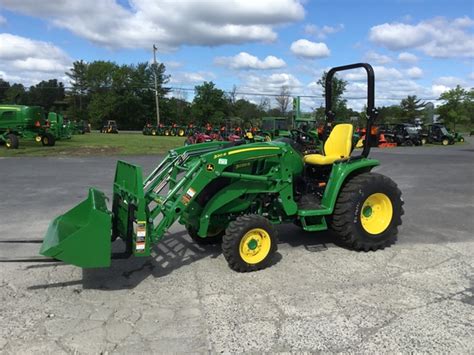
[{"xmin": 152, "ymin": 44, "xmax": 160, "ymax": 127}]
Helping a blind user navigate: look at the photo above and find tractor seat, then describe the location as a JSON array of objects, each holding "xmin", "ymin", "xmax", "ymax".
[{"xmin": 304, "ymin": 124, "xmax": 354, "ymax": 165}]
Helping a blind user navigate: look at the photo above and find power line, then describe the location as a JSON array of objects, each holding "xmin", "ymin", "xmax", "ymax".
[{"xmin": 0, "ymin": 84, "xmax": 445, "ymax": 101}]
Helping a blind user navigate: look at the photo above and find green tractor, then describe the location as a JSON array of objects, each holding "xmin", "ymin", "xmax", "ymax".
[
  {"xmin": 0, "ymin": 105, "xmax": 56, "ymax": 149},
  {"xmin": 38, "ymin": 63, "xmax": 404, "ymax": 272},
  {"xmin": 260, "ymin": 117, "xmax": 291, "ymax": 141},
  {"xmin": 47, "ymin": 112, "xmax": 72, "ymax": 140},
  {"xmin": 422, "ymin": 123, "xmax": 455, "ymax": 145}
]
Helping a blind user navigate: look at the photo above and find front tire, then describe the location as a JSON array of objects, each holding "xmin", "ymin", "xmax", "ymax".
[
  {"xmin": 41, "ymin": 133, "xmax": 56, "ymax": 147},
  {"xmin": 222, "ymin": 215, "xmax": 278, "ymax": 272},
  {"xmin": 330, "ymin": 172, "xmax": 403, "ymax": 251},
  {"xmin": 5, "ymin": 134, "xmax": 19, "ymax": 149}
]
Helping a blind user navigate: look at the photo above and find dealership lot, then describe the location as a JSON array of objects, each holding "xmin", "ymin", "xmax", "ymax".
[{"xmin": 0, "ymin": 142, "xmax": 472, "ymax": 353}]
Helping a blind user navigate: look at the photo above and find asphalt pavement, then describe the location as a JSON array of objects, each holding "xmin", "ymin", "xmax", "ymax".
[{"xmin": 0, "ymin": 141, "xmax": 472, "ymax": 353}]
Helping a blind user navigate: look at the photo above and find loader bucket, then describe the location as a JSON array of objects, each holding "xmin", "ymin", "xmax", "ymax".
[{"xmin": 40, "ymin": 188, "xmax": 112, "ymax": 268}]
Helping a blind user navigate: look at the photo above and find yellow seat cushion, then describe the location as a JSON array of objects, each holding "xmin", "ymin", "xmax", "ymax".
[
  {"xmin": 304, "ymin": 154, "xmax": 342, "ymax": 165},
  {"xmin": 304, "ymin": 124, "xmax": 354, "ymax": 166}
]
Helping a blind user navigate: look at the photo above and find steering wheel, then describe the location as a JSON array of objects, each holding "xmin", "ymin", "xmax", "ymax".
[{"xmin": 290, "ymin": 129, "xmax": 310, "ymax": 144}]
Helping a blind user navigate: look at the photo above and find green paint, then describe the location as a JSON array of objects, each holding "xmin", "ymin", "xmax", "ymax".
[
  {"xmin": 40, "ymin": 137, "xmax": 378, "ymax": 268},
  {"xmin": 363, "ymin": 206, "xmax": 372, "ymax": 217},
  {"xmin": 248, "ymin": 239, "xmax": 258, "ymax": 250}
]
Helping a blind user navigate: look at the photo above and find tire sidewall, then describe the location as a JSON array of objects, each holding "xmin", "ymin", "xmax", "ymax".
[
  {"xmin": 225, "ymin": 216, "xmax": 277, "ymax": 271},
  {"xmin": 350, "ymin": 178, "xmax": 402, "ymax": 244}
]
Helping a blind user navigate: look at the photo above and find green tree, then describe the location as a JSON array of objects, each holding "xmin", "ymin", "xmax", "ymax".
[
  {"xmin": 400, "ymin": 95, "xmax": 426, "ymax": 123},
  {"xmin": 233, "ymin": 98, "xmax": 266, "ymax": 124},
  {"xmin": 316, "ymin": 72, "xmax": 348, "ymax": 120},
  {"xmin": 28, "ymin": 79, "xmax": 65, "ymax": 111},
  {"xmin": 377, "ymin": 105, "xmax": 404, "ymax": 123},
  {"xmin": 0, "ymin": 78, "xmax": 10, "ymax": 103},
  {"xmin": 4, "ymin": 83, "xmax": 27, "ymax": 104},
  {"xmin": 192, "ymin": 82, "xmax": 229, "ymax": 125},
  {"xmin": 437, "ymin": 85, "xmax": 471, "ymax": 131},
  {"xmin": 66, "ymin": 60, "xmax": 89, "ymax": 120}
]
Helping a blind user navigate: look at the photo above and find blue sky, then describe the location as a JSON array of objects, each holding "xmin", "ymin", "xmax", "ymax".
[{"xmin": 0, "ymin": 0, "xmax": 473, "ymax": 110}]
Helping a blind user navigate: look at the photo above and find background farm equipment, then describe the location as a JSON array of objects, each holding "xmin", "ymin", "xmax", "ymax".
[
  {"xmin": 36, "ymin": 63, "xmax": 403, "ymax": 273},
  {"xmin": 184, "ymin": 131, "xmax": 213, "ymax": 145},
  {"xmin": 356, "ymin": 126, "xmax": 396, "ymax": 148},
  {"xmin": 261, "ymin": 117, "xmax": 291, "ymax": 140},
  {"xmin": 422, "ymin": 123, "xmax": 455, "ymax": 145},
  {"xmin": 0, "ymin": 105, "xmax": 56, "ymax": 149},
  {"xmin": 47, "ymin": 112, "xmax": 72, "ymax": 141},
  {"xmin": 450, "ymin": 130, "xmax": 465, "ymax": 143},
  {"xmin": 384, "ymin": 123, "xmax": 424, "ymax": 146},
  {"xmin": 100, "ymin": 120, "xmax": 119, "ymax": 134}
]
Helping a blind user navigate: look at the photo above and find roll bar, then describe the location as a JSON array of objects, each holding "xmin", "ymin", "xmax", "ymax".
[{"xmin": 325, "ymin": 63, "xmax": 378, "ymax": 158}]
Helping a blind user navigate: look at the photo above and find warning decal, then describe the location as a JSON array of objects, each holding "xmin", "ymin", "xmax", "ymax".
[
  {"xmin": 181, "ymin": 187, "xmax": 196, "ymax": 205},
  {"xmin": 135, "ymin": 221, "xmax": 146, "ymax": 252}
]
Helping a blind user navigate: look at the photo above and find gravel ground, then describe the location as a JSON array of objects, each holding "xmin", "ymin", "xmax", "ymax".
[{"xmin": 0, "ymin": 141, "xmax": 473, "ymax": 353}]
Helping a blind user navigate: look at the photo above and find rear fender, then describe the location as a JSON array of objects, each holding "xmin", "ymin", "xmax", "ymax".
[{"xmin": 320, "ymin": 158, "xmax": 379, "ymax": 213}]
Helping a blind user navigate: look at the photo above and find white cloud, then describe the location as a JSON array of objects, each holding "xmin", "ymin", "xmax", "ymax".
[
  {"xmin": 0, "ymin": 0, "xmax": 305, "ymax": 50},
  {"xmin": 398, "ymin": 52, "xmax": 418, "ymax": 64},
  {"xmin": 290, "ymin": 39, "xmax": 330, "ymax": 59},
  {"xmin": 342, "ymin": 66, "xmax": 403, "ymax": 82},
  {"xmin": 468, "ymin": 72, "xmax": 474, "ymax": 81},
  {"xmin": 364, "ymin": 51, "xmax": 392, "ymax": 65},
  {"xmin": 169, "ymin": 71, "xmax": 216, "ymax": 85},
  {"xmin": 215, "ymin": 52, "xmax": 286, "ymax": 70},
  {"xmin": 433, "ymin": 76, "xmax": 467, "ymax": 87},
  {"xmin": 406, "ymin": 66, "xmax": 423, "ymax": 79},
  {"xmin": 164, "ymin": 61, "xmax": 183, "ymax": 69},
  {"xmin": 304, "ymin": 23, "xmax": 344, "ymax": 39},
  {"xmin": 239, "ymin": 72, "xmax": 301, "ymax": 93},
  {"xmin": 369, "ymin": 16, "xmax": 474, "ymax": 58},
  {"xmin": 0, "ymin": 14, "xmax": 6, "ymax": 26},
  {"xmin": 431, "ymin": 84, "xmax": 450, "ymax": 97},
  {"xmin": 0, "ymin": 33, "xmax": 72, "ymax": 85}
]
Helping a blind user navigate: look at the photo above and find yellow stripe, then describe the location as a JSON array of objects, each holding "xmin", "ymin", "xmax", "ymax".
[
  {"xmin": 228, "ymin": 146, "xmax": 280, "ymax": 155},
  {"xmin": 0, "ymin": 106, "xmax": 21, "ymax": 111}
]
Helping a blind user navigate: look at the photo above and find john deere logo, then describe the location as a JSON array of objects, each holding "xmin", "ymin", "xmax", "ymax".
[{"xmin": 206, "ymin": 164, "xmax": 214, "ymax": 171}]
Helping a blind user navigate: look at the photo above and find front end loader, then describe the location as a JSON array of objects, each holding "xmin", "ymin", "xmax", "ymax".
[{"xmin": 35, "ymin": 63, "xmax": 404, "ymax": 272}]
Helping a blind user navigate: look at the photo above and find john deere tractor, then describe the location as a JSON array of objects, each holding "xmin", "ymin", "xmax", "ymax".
[{"xmin": 38, "ymin": 63, "xmax": 404, "ymax": 272}]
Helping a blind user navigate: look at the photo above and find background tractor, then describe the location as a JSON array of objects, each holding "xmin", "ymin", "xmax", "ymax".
[
  {"xmin": 39, "ymin": 63, "xmax": 404, "ymax": 273},
  {"xmin": 100, "ymin": 120, "xmax": 119, "ymax": 134},
  {"xmin": 384, "ymin": 123, "xmax": 424, "ymax": 146},
  {"xmin": 0, "ymin": 105, "xmax": 56, "ymax": 149},
  {"xmin": 422, "ymin": 123, "xmax": 454, "ymax": 145}
]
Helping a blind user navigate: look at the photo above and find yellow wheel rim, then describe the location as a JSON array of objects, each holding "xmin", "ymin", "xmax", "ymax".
[
  {"xmin": 239, "ymin": 228, "xmax": 271, "ymax": 264},
  {"xmin": 360, "ymin": 193, "xmax": 393, "ymax": 235},
  {"xmin": 6, "ymin": 140, "xmax": 11, "ymax": 148},
  {"xmin": 265, "ymin": 135, "xmax": 271, "ymax": 142},
  {"xmin": 442, "ymin": 139, "xmax": 449, "ymax": 145},
  {"xmin": 152, "ymin": 130, "xmax": 156, "ymax": 136},
  {"xmin": 35, "ymin": 136, "xmax": 42, "ymax": 142},
  {"xmin": 178, "ymin": 129, "xmax": 185, "ymax": 136}
]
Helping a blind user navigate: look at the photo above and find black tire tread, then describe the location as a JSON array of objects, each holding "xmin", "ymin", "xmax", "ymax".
[
  {"xmin": 330, "ymin": 172, "xmax": 404, "ymax": 252},
  {"xmin": 222, "ymin": 215, "xmax": 278, "ymax": 272}
]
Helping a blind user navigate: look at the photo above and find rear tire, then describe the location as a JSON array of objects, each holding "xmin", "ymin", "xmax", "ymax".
[
  {"xmin": 222, "ymin": 215, "xmax": 278, "ymax": 272},
  {"xmin": 41, "ymin": 133, "xmax": 56, "ymax": 147},
  {"xmin": 330, "ymin": 172, "xmax": 403, "ymax": 251},
  {"xmin": 5, "ymin": 134, "xmax": 19, "ymax": 149}
]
